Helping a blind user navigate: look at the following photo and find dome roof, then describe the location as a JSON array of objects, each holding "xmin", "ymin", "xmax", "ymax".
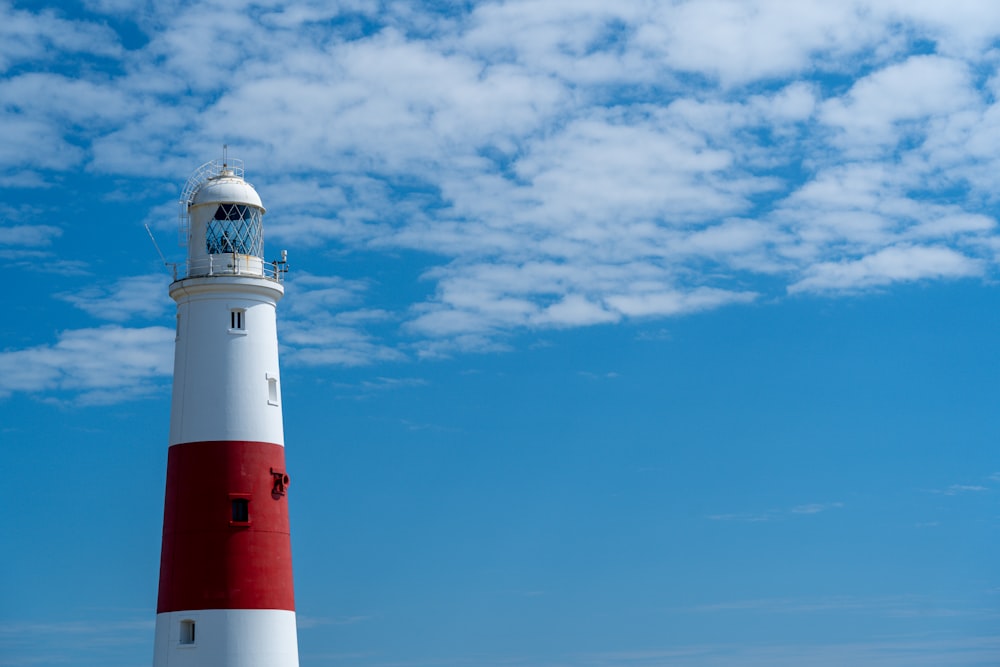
[{"xmin": 191, "ymin": 170, "xmax": 264, "ymax": 210}]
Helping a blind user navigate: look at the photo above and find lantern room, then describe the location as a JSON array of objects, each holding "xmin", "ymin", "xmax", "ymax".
[{"xmin": 179, "ymin": 158, "xmax": 271, "ymax": 280}]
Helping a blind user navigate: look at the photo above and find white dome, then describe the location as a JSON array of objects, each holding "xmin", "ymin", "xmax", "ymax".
[{"xmin": 191, "ymin": 172, "xmax": 264, "ymax": 211}]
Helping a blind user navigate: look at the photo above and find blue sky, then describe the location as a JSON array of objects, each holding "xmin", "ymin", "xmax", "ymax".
[{"xmin": 1, "ymin": 0, "xmax": 999, "ymax": 665}]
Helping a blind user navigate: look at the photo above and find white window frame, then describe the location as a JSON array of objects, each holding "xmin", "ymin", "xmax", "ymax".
[
  {"xmin": 229, "ymin": 308, "xmax": 247, "ymax": 334},
  {"xmin": 267, "ymin": 373, "xmax": 280, "ymax": 406},
  {"xmin": 179, "ymin": 619, "xmax": 196, "ymax": 646}
]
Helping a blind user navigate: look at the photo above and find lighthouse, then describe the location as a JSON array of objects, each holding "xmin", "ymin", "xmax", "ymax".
[{"xmin": 153, "ymin": 157, "xmax": 298, "ymax": 667}]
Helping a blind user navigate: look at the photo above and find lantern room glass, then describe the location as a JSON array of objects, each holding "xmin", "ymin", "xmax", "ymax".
[{"xmin": 206, "ymin": 203, "xmax": 263, "ymax": 257}]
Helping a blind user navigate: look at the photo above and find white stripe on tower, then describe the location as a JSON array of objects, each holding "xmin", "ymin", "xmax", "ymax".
[{"xmin": 153, "ymin": 158, "xmax": 298, "ymax": 667}]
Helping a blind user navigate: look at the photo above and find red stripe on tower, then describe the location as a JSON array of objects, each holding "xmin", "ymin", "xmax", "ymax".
[
  {"xmin": 153, "ymin": 156, "xmax": 298, "ymax": 667},
  {"xmin": 157, "ymin": 441, "xmax": 294, "ymax": 613}
]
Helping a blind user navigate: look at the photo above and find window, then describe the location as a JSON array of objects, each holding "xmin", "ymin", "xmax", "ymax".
[
  {"xmin": 230, "ymin": 493, "xmax": 251, "ymax": 525},
  {"xmin": 179, "ymin": 620, "xmax": 196, "ymax": 645},
  {"xmin": 205, "ymin": 203, "xmax": 263, "ymax": 256},
  {"xmin": 230, "ymin": 309, "xmax": 245, "ymax": 331},
  {"xmin": 267, "ymin": 374, "xmax": 279, "ymax": 406},
  {"xmin": 231, "ymin": 498, "xmax": 249, "ymax": 523}
]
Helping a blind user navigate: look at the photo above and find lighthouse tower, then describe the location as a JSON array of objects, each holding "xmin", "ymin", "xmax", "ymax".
[{"xmin": 153, "ymin": 158, "xmax": 298, "ymax": 667}]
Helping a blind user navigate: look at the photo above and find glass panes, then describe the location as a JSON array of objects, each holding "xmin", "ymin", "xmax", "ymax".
[
  {"xmin": 206, "ymin": 203, "xmax": 263, "ymax": 256},
  {"xmin": 180, "ymin": 620, "xmax": 195, "ymax": 645},
  {"xmin": 231, "ymin": 498, "xmax": 249, "ymax": 523}
]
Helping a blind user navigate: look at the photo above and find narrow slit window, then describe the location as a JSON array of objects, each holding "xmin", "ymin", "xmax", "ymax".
[
  {"xmin": 180, "ymin": 619, "xmax": 195, "ymax": 645},
  {"xmin": 230, "ymin": 309, "xmax": 245, "ymax": 331}
]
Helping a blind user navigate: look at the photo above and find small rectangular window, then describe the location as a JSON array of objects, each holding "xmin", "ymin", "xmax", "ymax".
[
  {"xmin": 180, "ymin": 619, "xmax": 195, "ymax": 645},
  {"xmin": 230, "ymin": 309, "xmax": 245, "ymax": 331},
  {"xmin": 231, "ymin": 498, "xmax": 249, "ymax": 523},
  {"xmin": 267, "ymin": 374, "xmax": 279, "ymax": 406},
  {"xmin": 230, "ymin": 493, "xmax": 251, "ymax": 526}
]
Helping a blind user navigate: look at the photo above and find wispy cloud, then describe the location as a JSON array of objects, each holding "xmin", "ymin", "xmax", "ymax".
[
  {"xmin": 319, "ymin": 377, "xmax": 431, "ymax": 406},
  {"xmin": 790, "ymin": 502, "xmax": 846, "ymax": 514},
  {"xmin": 6, "ymin": 1, "xmax": 1000, "ymax": 395},
  {"xmin": 788, "ymin": 245, "xmax": 983, "ymax": 294},
  {"xmin": 578, "ymin": 635, "xmax": 1000, "ymax": 667},
  {"xmin": 360, "ymin": 376, "xmax": 427, "ymax": 391},
  {"xmin": 0, "ymin": 618, "xmax": 153, "ymax": 636},
  {"xmin": 708, "ymin": 501, "xmax": 844, "ymax": 522},
  {"xmin": 0, "ymin": 224, "xmax": 61, "ymax": 246},
  {"xmin": 679, "ymin": 593, "xmax": 988, "ymax": 618},
  {"xmin": 578, "ymin": 371, "xmax": 619, "ymax": 380},
  {"xmin": 57, "ymin": 274, "xmax": 172, "ymax": 322},
  {"xmin": 0, "ymin": 3, "xmax": 122, "ymax": 73},
  {"xmin": 0, "ymin": 617, "xmax": 153, "ymax": 667},
  {"xmin": 277, "ymin": 272, "xmax": 404, "ymax": 367},
  {"xmin": 931, "ymin": 484, "xmax": 989, "ymax": 496},
  {"xmin": 0, "ymin": 325, "xmax": 173, "ymax": 404},
  {"xmin": 287, "ymin": 633, "xmax": 1000, "ymax": 667},
  {"xmin": 296, "ymin": 614, "xmax": 372, "ymax": 629}
]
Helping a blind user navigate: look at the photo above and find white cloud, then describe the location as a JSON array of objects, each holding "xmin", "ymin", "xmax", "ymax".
[
  {"xmin": 933, "ymin": 484, "xmax": 989, "ymax": 496},
  {"xmin": 709, "ymin": 501, "xmax": 844, "ymax": 522},
  {"xmin": 281, "ymin": 273, "xmax": 404, "ymax": 367},
  {"xmin": 506, "ymin": 111, "xmax": 751, "ymax": 227},
  {"xmin": 284, "ymin": 328, "xmax": 404, "ymax": 367},
  {"xmin": 1, "ymin": 73, "xmax": 139, "ymax": 127},
  {"xmin": 821, "ymin": 55, "xmax": 977, "ymax": 152},
  {"xmin": 81, "ymin": 0, "xmax": 155, "ymax": 14},
  {"xmin": 789, "ymin": 245, "xmax": 982, "ymax": 293},
  {"xmin": 639, "ymin": 1, "xmax": 881, "ymax": 86},
  {"xmin": 791, "ymin": 502, "xmax": 845, "ymax": 515},
  {"xmin": 607, "ymin": 287, "xmax": 757, "ymax": 318},
  {"xmin": 6, "ymin": 0, "xmax": 1000, "ymax": 383},
  {"xmin": 283, "ymin": 273, "xmax": 370, "ymax": 315},
  {"xmin": 0, "ymin": 110, "xmax": 86, "ymax": 172},
  {"xmin": 906, "ymin": 212, "xmax": 995, "ymax": 239},
  {"xmin": 0, "ymin": 2, "xmax": 122, "ymax": 72},
  {"xmin": 58, "ymin": 274, "xmax": 172, "ymax": 322},
  {"xmin": 0, "ymin": 224, "xmax": 61, "ymax": 247},
  {"xmin": 0, "ymin": 325, "xmax": 173, "ymax": 403},
  {"xmin": 881, "ymin": 0, "xmax": 1000, "ymax": 57},
  {"xmin": 535, "ymin": 294, "xmax": 620, "ymax": 327},
  {"xmin": 753, "ymin": 82, "xmax": 818, "ymax": 123}
]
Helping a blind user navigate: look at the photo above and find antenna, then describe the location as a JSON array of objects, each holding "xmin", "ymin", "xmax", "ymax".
[
  {"xmin": 270, "ymin": 249, "xmax": 289, "ymax": 281},
  {"xmin": 145, "ymin": 224, "xmax": 177, "ymax": 279},
  {"xmin": 223, "ymin": 143, "xmax": 228, "ymax": 169}
]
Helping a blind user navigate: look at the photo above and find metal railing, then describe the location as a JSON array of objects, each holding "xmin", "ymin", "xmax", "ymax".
[
  {"xmin": 178, "ymin": 158, "xmax": 247, "ymax": 248},
  {"xmin": 178, "ymin": 254, "xmax": 286, "ymax": 283}
]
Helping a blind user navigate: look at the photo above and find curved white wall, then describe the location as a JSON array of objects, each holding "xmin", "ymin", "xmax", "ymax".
[
  {"xmin": 169, "ymin": 276, "xmax": 285, "ymax": 446},
  {"xmin": 153, "ymin": 609, "xmax": 299, "ymax": 667}
]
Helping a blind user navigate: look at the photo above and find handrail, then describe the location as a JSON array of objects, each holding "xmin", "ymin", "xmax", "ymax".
[
  {"xmin": 178, "ymin": 158, "xmax": 247, "ymax": 248},
  {"xmin": 179, "ymin": 254, "xmax": 285, "ymax": 283}
]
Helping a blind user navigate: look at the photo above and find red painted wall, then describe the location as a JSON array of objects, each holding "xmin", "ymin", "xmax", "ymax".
[{"xmin": 157, "ymin": 440, "xmax": 295, "ymax": 613}]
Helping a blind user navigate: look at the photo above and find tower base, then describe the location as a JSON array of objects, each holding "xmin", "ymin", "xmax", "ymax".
[{"xmin": 153, "ymin": 609, "xmax": 299, "ymax": 667}]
